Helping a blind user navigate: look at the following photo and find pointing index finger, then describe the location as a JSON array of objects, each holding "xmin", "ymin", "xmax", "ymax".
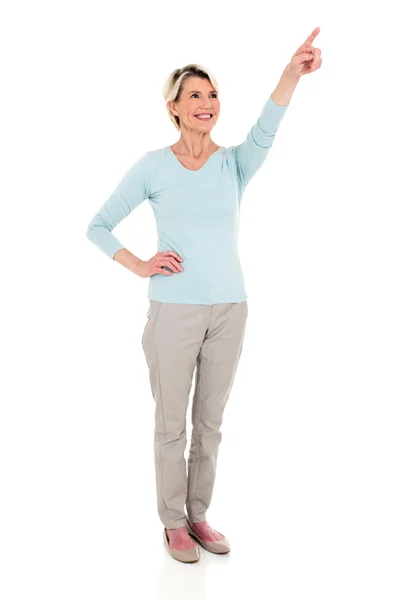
[{"xmin": 303, "ymin": 26, "xmax": 320, "ymax": 46}]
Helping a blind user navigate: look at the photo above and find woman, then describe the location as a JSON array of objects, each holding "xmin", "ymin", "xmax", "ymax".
[{"xmin": 86, "ymin": 27, "xmax": 322, "ymax": 563}]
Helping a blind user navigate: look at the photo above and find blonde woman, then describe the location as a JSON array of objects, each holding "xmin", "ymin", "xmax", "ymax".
[{"xmin": 86, "ymin": 27, "xmax": 322, "ymax": 563}]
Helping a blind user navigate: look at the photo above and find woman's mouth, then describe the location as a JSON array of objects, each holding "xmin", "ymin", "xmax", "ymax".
[{"xmin": 195, "ymin": 114, "xmax": 212, "ymax": 120}]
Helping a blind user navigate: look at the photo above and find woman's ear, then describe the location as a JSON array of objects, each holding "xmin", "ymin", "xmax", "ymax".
[{"xmin": 168, "ymin": 100, "xmax": 178, "ymax": 117}]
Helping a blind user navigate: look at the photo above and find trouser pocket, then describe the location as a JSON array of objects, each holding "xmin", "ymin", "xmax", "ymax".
[{"xmin": 141, "ymin": 300, "xmax": 162, "ymax": 348}]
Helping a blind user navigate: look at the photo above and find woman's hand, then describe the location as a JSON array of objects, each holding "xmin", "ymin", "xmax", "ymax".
[
  {"xmin": 136, "ymin": 251, "xmax": 184, "ymax": 278},
  {"xmin": 287, "ymin": 26, "xmax": 322, "ymax": 77}
]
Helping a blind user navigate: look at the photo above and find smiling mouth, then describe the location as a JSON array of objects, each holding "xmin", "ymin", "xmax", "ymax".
[{"xmin": 195, "ymin": 114, "xmax": 213, "ymax": 120}]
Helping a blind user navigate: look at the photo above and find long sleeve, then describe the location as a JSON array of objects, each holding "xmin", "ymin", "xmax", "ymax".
[
  {"xmin": 86, "ymin": 151, "xmax": 153, "ymax": 259},
  {"xmin": 232, "ymin": 94, "xmax": 289, "ymax": 191}
]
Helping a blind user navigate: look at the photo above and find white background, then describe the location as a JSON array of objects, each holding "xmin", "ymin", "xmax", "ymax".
[{"xmin": 2, "ymin": 1, "xmax": 400, "ymax": 598}]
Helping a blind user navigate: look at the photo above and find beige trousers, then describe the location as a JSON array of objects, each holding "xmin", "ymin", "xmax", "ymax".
[{"xmin": 141, "ymin": 299, "xmax": 248, "ymax": 530}]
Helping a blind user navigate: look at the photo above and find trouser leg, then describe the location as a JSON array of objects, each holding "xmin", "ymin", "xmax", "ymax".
[
  {"xmin": 141, "ymin": 300, "xmax": 208, "ymax": 530},
  {"xmin": 186, "ymin": 301, "xmax": 248, "ymax": 523}
]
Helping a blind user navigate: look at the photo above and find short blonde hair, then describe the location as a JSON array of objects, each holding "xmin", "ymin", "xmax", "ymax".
[{"xmin": 163, "ymin": 63, "xmax": 219, "ymax": 132}]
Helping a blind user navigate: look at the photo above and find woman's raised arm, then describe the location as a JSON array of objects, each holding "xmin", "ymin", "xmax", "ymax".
[
  {"xmin": 233, "ymin": 26, "xmax": 322, "ymax": 192},
  {"xmin": 232, "ymin": 92, "xmax": 290, "ymax": 192}
]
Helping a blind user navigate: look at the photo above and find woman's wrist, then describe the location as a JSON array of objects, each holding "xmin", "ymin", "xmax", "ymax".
[
  {"xmin": 271, "ymin": 65, "xmax": 301, "ymax": 106},
  {"xmin": 113, "ymin": 248, "xmax": 144, "ymax": 275}
]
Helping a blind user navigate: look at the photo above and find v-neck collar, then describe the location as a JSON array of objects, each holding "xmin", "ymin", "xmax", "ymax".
[{"xmin": 167, "ymin": 145, "xmax": 224, "ymax": 173}]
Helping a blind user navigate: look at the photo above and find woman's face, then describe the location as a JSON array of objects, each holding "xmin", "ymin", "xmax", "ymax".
[{"xmin": 170, "ymin": 76, "xmax": 220, "ymax": 132}]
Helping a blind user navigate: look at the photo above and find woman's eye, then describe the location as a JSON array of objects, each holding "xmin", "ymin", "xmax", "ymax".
[{"xmin": 191, "ymin": 93, "xmax": 217, "ymax": 98}]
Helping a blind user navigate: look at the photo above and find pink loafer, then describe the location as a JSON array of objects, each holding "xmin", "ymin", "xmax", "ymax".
[
  {"xmin": 163, "ymin": 528, "xmax": 200, "ymax": 563},
  {"xmin": 185, "ymin": 519, "xmax": 230, "ymax": 554}
]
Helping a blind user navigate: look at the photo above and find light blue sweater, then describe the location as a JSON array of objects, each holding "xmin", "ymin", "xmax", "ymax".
[{"xmin": 86, "ymin": 94, "xmax": 289, "ymax": 304}]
